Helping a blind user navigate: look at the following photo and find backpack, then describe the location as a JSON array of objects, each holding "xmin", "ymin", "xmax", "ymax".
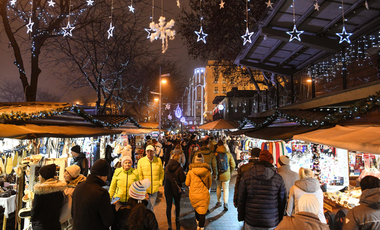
[{"xmin": 216, "ymin": 152, "xmax": 229, "ymax": 174}]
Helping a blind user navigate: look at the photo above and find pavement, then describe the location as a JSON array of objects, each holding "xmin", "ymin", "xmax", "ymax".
[{"xmin": 153, "ymin": 171, "xmax": 244, "ymax": 230}]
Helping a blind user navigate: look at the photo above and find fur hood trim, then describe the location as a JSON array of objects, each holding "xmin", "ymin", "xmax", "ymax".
[
  {"xmin": 189, "ymin": 163, "xmax": 211, "ymax": 171},
  {"xmin": 34, "ymin": 178, "xmax": 67, "ymax": 195},
  {"xmin": 67, "ymin": 174, "xmax": 86, "ymax": 188}
]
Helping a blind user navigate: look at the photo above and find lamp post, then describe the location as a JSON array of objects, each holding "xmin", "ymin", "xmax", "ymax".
[{"xmin": 158, "ymin": 67, "xmax": 170, "ymax": 141}]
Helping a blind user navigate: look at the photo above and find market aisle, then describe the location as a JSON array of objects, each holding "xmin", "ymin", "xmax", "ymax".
[{"xmin": 154, "ymin": 171, "xmax": 244, "ymax": 230}]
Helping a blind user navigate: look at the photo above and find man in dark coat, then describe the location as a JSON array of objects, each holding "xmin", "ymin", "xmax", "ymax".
[
  {"xmin": 71, "ymin": 145, "xmax": 89, "ymax": 176},
  {"xmin": 72, "ymin": 159, "xmax": 121, "ymax": 230},
  {"xmin": 238, "ymin": 150, "xmax": 286, "ymax": 229},
  {"xmin": 233, "ymin": 147, "xmax": 261, "ymax": 208}
]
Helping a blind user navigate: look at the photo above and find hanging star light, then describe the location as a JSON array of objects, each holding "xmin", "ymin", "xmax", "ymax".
[
  {"xmin": 195, "ymin": 26, "xmax": 208, "ymax": 44},
  {"xmin": 265, "ymin": 0, "xmax": 273, "ymax": 9},
  {"xmin": 165, "ymin": 104, "xmax": 171, "ymax": 110},
  {"xmin": 149, "ymin": 16, "xmax": 176, "ymax": 53},
  {"xmin": 168, "ymin": 114, "xmax": 172, "ymax": 120},
  {"xmin": 241, "ymin": 27, "xmax": 254, "ymax": 45},
  {"xmin": 219, "ymin": 0, "xmax": 225, "ymax": 9},
  {"xmin": 128, "ymin": 5, "xmax": 135, "ymax": 13},
  {"xmin": 48, "ymin": 0, "xmax": 56, "ymax": 6},
  {"xmin": 10, "ymin": 0, "xmax": 17, "ymax": 6},
  {"xmin": 107, "ymin": 22, "xmax": 115, "ymax": 39},
  {"xmin": 86, "ymin": 0, "xmax": 94, "ymax": 5},
  {"xmin": 176, "ymin": 0, "xmax": 180, "ymax": 8},
  {"xmin": 62, "ymin": 21, "xmax": 75, "ymax": 37},
  {"xmin": 286, "ymin": 25, "xmax": 304, "ymax": 42},
  {"xmin": 336, "ymin": 26, "xmax": 352, "ymax": 44},
  {"xmin": 144, "ymin": 28, "xmax": 152, "ymax": 39},
  {"xmin": 314, "ymin": 1, "xmax": 320, "ymax": 11},
  {"xmin": 26, "ymin": 17, "xmax": 34, "ymax": 34}
]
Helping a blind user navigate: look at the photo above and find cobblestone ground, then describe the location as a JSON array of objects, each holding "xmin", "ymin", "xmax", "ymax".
[{"xmin": 153, "ymin": 171, "xmax": 244, "ymax": 230}]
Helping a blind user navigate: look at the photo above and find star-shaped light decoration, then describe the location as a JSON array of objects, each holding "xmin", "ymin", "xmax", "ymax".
[
  {"xmin": 286, "ymin": 24, "xmax": 304, "ymax": 42},
  {"xmin": 195, "ymin": 26, "xmax": 208, "ymax": 44},
  {"xmin": 176, "ymin": 0, "xmax": 180, "ymax": 8},
  {"xmin": 26, "ymin": 17, "xmax": 34, "ymax": 34},
  {"xmin": 219, "ymin": 0, "xmax": 225, "ymax": 9},
  {"xmin": 128, "ymin": 5, "xmax": 135, "ymax": 13},
  {"xmin": 265, "ymin": 0, "xmax": 273, "ymax": 9},
  {"xmin": 107, "ymin": 22, "xmax": 115, "ymax": 39},
  {"xmin": 62, "ymin": 21, "xmax": 75, "ymax": 37},
  {"xmin": 336, "ymin": 26, "xmax": 352, "ymax": 44},
  {"xmin": 10, "ymin": 0, "xmax": 17, "ymax": 6},
  {"xmin": 314, "ymin": 2, "xmax": 319, "ymax": 11},
  {"xmin": 168, "ymin": 114, "xmax": 172, "ymax": 120},
  {"xmin": 165, "ymin": 104, "xmax": 171, "ymax": 110},
  {"xmin": 241, "ymin": 27, "xmax": 254, "ymax": 45},
  {"xmin": 144, "ymin": 28, "xmax": 152, "ymax": 39},
  {"xmin": 86, "ymin": 0, "xmax": 94, "ymax": 5},
  {"xmin": 48, "ymin": 0, "xmax": 56, "ymax": 7}
]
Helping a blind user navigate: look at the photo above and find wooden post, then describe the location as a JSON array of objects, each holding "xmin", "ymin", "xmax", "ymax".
[{"xmin": 342, "ymin": 47, "xmax": 347, "ymax": 90}]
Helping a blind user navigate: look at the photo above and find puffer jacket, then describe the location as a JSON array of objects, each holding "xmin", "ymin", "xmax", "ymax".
[
  {"xmin": 32, "ymin": 179, "xmax": 66, "ymax": 230},
  {"xmin": 60, "ymin": 175, "xmax": 86, "ymax": 224},
  {"xmin": 194, "ymin": 147, "xmax": 217, "ymax": 176},
  {"xmin": 233, "ymin": 158, "xmax": 258, "ymax": 207},
  {"xmin": 137, "ymin": 156, "xmax": 164, "ymax": 194},
  {"xmin": 287, "ymin": 178, "xmax": 326, "ymax": 224},
  {"xmin": 109, "ymin": 167, "xmax": 139, "ymax": 202},
  {"xmin": 215, "ymin": 146, "xmax": 236, "ymax": 182},
  {"xmin": 238, "ymin": 161, "xmax": 286, "ymax": 228},
  {"xmin": 276, "ymin": 212, "xmax": 329, "ymax": 230},
  {"xmin": 186, "ymin": 163, "xmax": 212, "ymax": 215},
  {"xmin": 343, "ymin": 188, "xmax": 380, "ymax": 230}
]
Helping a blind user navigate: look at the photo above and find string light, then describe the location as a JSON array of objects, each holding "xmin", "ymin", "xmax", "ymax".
[
  {"xmin": 194, "ymin": 0, "xmax": 207, "ymax": 44},
  {"xmin": 108, "ymin": 0, "xmax": 114, "ymax": 39},
  {"xmin": 62, "ymin": 0, "xmax": 74, "ymax": 36},
  {"xmin": 241, "ymin": 0, "xmax": 253, "ymax": 45},
  {"xmin": 287, "ymin": 0, "xmax": 304, "ymax": 42},
  {"xmin": 336, "ymin": 0, "xmax": 352, "ymax": 44}
]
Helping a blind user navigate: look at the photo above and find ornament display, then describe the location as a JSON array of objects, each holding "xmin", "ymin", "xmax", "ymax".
[
  {"xmin": 175, "ymin": 105, "xmax": 182, "ymax": 119},
  {"xmin": 336, "ymin": 0, "xmax": 352, "ymax": 44},
  {"xmin": 219, "ymin": 0, "xmax": 225, "ymax": 9},
  {"xmin": 149, "ymin": 16, "xmax": 176, "ymax": 53},
  {"xmin": 195, "ymin": 26, "xmax": 208, "ymax": 44},
  {"xmin": 62, "ymin": 22, "xmax": 75, "ymax": 37},
  {"xmin": 287, "ymin": 0, "xmax": 303, "ymax": 42},
  {"xmin": 107, "ymin": 22, "xmax": 115, "ymax": 39}
]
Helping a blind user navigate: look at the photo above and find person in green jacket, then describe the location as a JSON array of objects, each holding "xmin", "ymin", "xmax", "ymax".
[
  {"xmin": 215, "ymin": 142, "xmax": 236, "ymax": 211},
  {"xmin": 109, "ymin": 156, "xmax": 139, "ymax": 204}
]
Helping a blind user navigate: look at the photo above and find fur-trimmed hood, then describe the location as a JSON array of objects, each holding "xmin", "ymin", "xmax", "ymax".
[
  {"xmin": 67, "ymin": 174, "xmax": 86, "ymax": 188},
  {"xmin": 189, "ymin": 163, "xmax": 211, "ymax": 177},
  {"xmin": 34, "ymin": 178, "xmax": 67, "ymax": 195}
]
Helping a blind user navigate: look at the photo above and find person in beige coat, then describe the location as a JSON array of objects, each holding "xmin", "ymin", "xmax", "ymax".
[{"xmin": 186, "ymin": 153, "xmax": 212, "ymax": 230}]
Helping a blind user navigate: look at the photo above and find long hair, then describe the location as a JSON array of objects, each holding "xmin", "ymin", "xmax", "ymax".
[
  {"xmin": 299, "ymin": 167, "xmax": 313, "ymax": 179},
  {"xmin": 127, "ymin": 198, "xmax": 149, "ymax": 230}
]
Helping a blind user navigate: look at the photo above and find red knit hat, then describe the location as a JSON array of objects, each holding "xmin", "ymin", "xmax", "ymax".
[{"xmin": 259, "ymin": 150, "xmax": 273, "ymax": 164}]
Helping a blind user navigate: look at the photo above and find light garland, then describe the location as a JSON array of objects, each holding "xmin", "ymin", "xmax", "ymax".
[{"xmin": 286, "ymin": 0, "xmax": 303, "ymax": 42}]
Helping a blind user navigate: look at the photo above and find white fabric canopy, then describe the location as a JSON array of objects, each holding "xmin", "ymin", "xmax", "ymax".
[{"xmin": 293, "ymin": 125, "xmax": 380, "ymax": 154}]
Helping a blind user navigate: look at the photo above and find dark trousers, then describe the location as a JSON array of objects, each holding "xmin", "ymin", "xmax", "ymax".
[
  {"xmin": 195, "ymin": 211, "xmax": 205, "ymax": 227},
  {"xmin": 165, "ymin": 192, "xmax": 181, "ymax": 225}
]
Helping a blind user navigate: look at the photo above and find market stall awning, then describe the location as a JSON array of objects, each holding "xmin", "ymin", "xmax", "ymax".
[
  {"xmin": 293, "ymin": 125, "xmax": 380, "ymax": 155},
  {"xmin": 245, "ymin": 125, "xmax": 319, "ymax": 140},
  {"xmin": 198, "ymin": 119, "xmax": 239, "ymax": 130},
  {"xmin": 120, "ymin": 128, "xmax": 154, "ymax": 135},
  {"xmin": 0, "ymin": 124, "xmax": 122, "ymax": 139}
]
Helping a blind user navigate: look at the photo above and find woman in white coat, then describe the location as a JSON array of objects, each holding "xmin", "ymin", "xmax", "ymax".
[{"xmin": 286, "ymin": 167, "xmax": 327, "ymax": 224}]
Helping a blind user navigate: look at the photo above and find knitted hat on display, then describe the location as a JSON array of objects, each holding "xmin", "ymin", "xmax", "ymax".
[
  {"xmin": 298, "ymin": 194, "xmax": 319, "ymax": 215},
  {"xmin": 259, "ymin": 150, "xmax": 274, "ymax": 164},
  {"xmin": 129, "ymin": 179, "xmax": 151, "ymax": 200},
  {"xmin": 65, "ymin": 165, "xmax": 80, "ymax": 178},
  {"xmin": 250, "ymin": 148, "xmax": 261, "ymax": 158},
  {"xmin": 121, "ymin": 156, "xmax": 132, "ymax": 165},
  {"xmin": 39, "ymin": 164, "xmax": 56, "ymax": 180},
  {"xmin": 194, "ymin": 153, "xmax": 204, "ymax": 163},
  {"xmin": 146, "ymin": 145, "xmax": 155, "ymax": 152},
  {"xmin": 71, "ymin": 145, "xmax": 81, "ymax": 154},
  {"xmin": 278, "ymin": 155, "xmax": 290, "ymax": 165},
  {"xmin": 90, "ymin": 159, "xmax": 109, "ymax": 176}
]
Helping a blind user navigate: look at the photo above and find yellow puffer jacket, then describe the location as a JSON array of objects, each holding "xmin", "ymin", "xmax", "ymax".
[
  {"xmin": 186, "ymin": 163, "xmax": 212, "ymax": 215},
  {"xmin": 109, "ymin": 167, "xmax": 139, "ymax": 202},
  {"xmin": 137, "ymin": 156, "xmax": 164, "ymax": 194},
  {"xmin": 215, "ymin": 146, "xmax": 236, "ymax": 182}
]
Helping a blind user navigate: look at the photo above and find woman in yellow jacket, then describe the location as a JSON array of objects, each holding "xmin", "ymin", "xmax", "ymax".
[
  {"xmin": 109, "ymin": 156, "xmax": 139, "ymax": 204},
  {"xmin": 186, "ymin": 153, "xmax": 212, "ymax": 230}
]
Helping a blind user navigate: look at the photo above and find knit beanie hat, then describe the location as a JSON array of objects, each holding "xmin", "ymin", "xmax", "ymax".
[
  {"xmin": 39, "ymin": 164, "xmax": 56, "ymax": 180},
  {"xmin": 259, "ymin": 150, "xmax": 274, "ymax": 164},
  {"xmin": 194, "ymin": 153, "xmax": 204, "ymax": 163},
  {"xmin": 129, "ymin": 179, "xmax": 151, "ymax": 200},
  {"xmin": 278, "ymin": 155, "xmax": 290, "ymax": 165},
  {"xmin": 71, "ymin": 145, "xmax": 81, "ymax": 154},
  {"xmin": 90, "ymin": 159, "xmax": 109, "ymax": 176},
  {"xmin": 65, "ymin": 165, "xmax": 80, "ymax": 178},
  {"xmin": 298, "ymin": 194, "xmax": 319, "ymax": 215},
  {"xmin": 121, "ymin": 156, "xmax": 132, "ymax": 165},
  {"xmin": 146, "ymin": 145, "xmax": 155, "ymax": 152},
  {"xmin": 250, "ymin": 148, "xmax": 261, "ymax": 158}
]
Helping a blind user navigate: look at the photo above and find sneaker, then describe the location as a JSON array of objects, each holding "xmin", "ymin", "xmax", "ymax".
[
  {"xmin": 215, "ymin": 201, "xmax": 222, "ymax": 207},
  {"xmin": 224, "ymin": 203, "xmax": 228, "ymax": 211}
]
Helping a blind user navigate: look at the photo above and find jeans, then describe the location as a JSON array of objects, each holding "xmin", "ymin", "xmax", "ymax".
[
  {"xmin": 147, "ymin": 192, "xmax": 158, "ymax": 211},
  {"xmin": 216, "ymin": 180, "xmax": 230, "ymax": 204},
  {"xmin": 244, "ymin": 223, "xmax": 276, "ymax": 230}
]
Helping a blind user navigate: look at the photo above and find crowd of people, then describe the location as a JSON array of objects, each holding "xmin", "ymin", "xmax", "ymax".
[{"xmin": 28, "ymin": 134, "xmax": 380, "ymax": 230}]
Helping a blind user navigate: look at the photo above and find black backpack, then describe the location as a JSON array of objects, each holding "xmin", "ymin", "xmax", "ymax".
[{"xmin": 216, "ymin": 152, "xmax": 229, "ymax": 174}]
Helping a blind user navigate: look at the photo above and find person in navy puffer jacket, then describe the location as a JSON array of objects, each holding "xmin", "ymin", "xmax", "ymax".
[{"xmin": 238, "ymin": 150, "xmax": 286, "ymax": 230}]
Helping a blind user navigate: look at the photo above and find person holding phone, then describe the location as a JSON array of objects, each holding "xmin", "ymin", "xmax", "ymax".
[{"xmin": 109, "ymin": 156, "xmax": 139, "ymax": 204}]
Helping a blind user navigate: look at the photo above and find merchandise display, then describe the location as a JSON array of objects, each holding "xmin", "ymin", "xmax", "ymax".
[{"xmin": 324, "ymin": 186, "xmax": 361, "ymax": 210}]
